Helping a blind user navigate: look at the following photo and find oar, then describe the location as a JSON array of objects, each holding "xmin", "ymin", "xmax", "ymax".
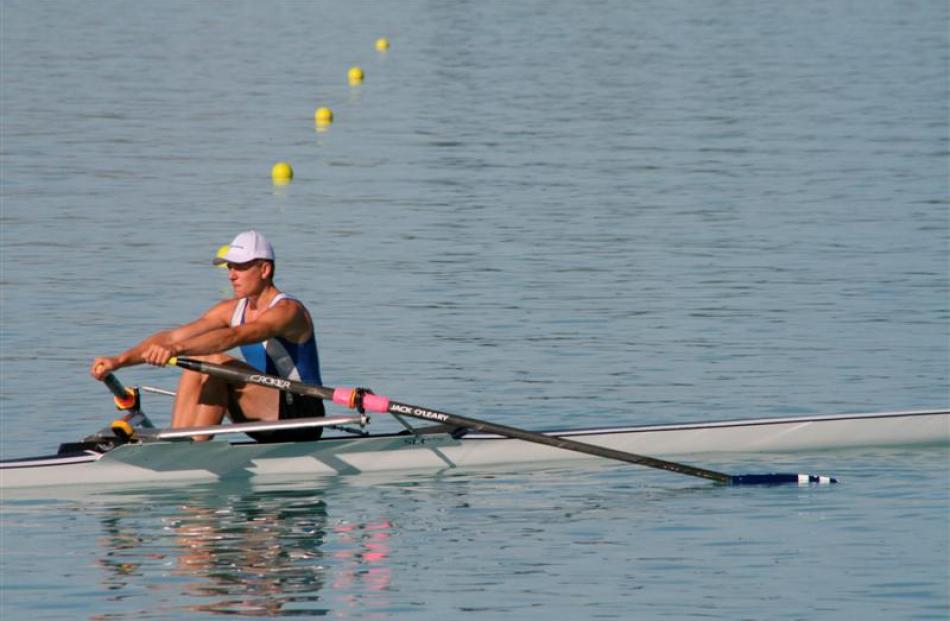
[{"xmin": 169, "ymin": 356, "xmax": 836, "ymax": 485}]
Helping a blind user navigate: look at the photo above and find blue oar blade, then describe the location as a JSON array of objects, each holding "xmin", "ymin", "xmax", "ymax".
[{"xmin": 730, "ymin": 473, "xmax": 838, "ymax": 485}]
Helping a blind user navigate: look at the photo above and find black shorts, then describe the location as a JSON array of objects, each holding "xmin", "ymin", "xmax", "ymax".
[{"xmin": 237, "ymin": 390, "xmax": 326, "ymax": 444}]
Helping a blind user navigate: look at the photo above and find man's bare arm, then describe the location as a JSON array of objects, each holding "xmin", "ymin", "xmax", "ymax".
[
  {"xmin": 90, "ymin": 300, "xmax": 235, "ymax": 379},
  {"xmin": 161, "ymin": 299, "xmax": 309, "ymax": 363}
]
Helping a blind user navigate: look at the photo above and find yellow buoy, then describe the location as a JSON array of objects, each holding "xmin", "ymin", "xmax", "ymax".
[
  {"xmin": 214, "ymin": 244, "xmax": 230, "ymax": 268},
  {"xmin": 375, "ymin": 37, "xmax": 390, "ymax": 51},
  {"xmin": 314, "ymin": 106, "xmax": 334, "ymax": 125},
  {"xmin": 348, "ymin": 66, "xmax": 364, "ymax": 85},
  {"xmin": 272, "ymin": 161, "xmax": 293, "ymax": 185}
]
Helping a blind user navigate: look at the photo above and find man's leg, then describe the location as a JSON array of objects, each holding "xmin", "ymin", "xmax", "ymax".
[
  {"xmin": 171, "ymin": 354, "xmax": 234, "ymax": 441},
  {"xmin": 171, "ymin": 355, "xmax": 279, "ymax": 440}
]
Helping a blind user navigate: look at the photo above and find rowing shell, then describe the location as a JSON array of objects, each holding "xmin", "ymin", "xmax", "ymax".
[{"xmin": 1, "ymin": 408, "xmax": 946, "ymax": 490}]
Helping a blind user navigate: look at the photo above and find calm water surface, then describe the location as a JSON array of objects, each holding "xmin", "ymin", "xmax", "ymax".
[{"xmin": 1, "ymin": 0, "xmax": 948, "ymax": 619}]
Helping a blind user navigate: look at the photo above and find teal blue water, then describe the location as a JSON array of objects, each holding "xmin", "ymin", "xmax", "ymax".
[{"xmin": 1, "ymin": 0, "xmax": 948, "ymax": 619}]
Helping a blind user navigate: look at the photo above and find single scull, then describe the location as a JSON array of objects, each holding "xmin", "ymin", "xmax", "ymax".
[{"xmin": 0, "ymin": 364, "xmax": 945, "ymax": 490}]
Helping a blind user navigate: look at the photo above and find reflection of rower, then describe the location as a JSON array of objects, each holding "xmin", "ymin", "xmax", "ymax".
[
  {"xmin": 90, "ymin": 230, "xmax": 326, "ymax": 442},
  {"xmin": 332, "ymin": 520, "xmax": 394, "ymax": 595},
  {"xmin": 94, "ymin": 484, "xmax": 334, "ymax": 617}
]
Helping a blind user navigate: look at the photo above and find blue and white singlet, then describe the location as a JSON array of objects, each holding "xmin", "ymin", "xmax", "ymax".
[{"xmin": 229, "ymin": 293, "xmax": 323, "ymax": 385}]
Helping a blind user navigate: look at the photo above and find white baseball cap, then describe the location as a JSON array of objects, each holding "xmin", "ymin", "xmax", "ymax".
[{"xmin": 212, "ymin": 230, "xmax": 275, "ymax": 265}]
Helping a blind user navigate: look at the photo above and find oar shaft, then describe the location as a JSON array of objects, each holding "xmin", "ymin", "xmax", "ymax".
[
  {"xmin": 169, "ymin": 356, "xmax": 836, "ymax": 485},
  {"xmin": 331, "ymin": 396, "xmax": 836, "ymax": 484},
  {"xmin": 170, "ymin": 357, "xmax": 730, "ymax": 483},
  {"xmin": 341, "ymin": 392, "xmax": 732, "ymax": 483},
  {"xmin": 172, "ymin": 356, "xmax": 334, "ymax": 399}
]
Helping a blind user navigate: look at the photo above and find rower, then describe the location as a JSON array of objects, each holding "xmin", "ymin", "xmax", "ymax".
[{"xmin": 90, "ymin": 230, "xmax": 326, "ymax": 443}]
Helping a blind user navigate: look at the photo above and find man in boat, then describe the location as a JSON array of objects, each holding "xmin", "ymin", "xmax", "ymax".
[{"xmin": 90, "ymin": 230, "xmax": 324, "ymax": 442}]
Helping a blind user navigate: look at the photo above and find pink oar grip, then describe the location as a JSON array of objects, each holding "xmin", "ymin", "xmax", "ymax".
[
  {"xmin": 332, "ymin": 387, "xmax": 354, "ymax": 408},
  {"xmin": 363, "ymin": 394, "xmax": 390, "ymax": 413},
  {"xmin": 331, "ymin": 387, "xmax": 390, "ymax": 413}
]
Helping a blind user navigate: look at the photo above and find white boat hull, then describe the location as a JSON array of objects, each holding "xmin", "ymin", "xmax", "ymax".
[{"xmin": 1, "ymin": 409, "xmax": 947, "ymax": 491}]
